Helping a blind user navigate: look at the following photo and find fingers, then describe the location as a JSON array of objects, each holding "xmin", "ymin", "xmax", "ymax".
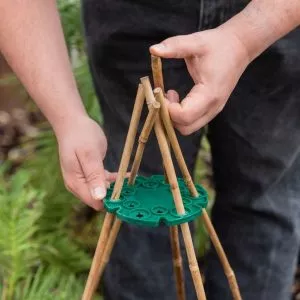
[
  {"xmin": 150, "ymin": 33, "xmax": 204, "ymax": 59},
  {"xmin": 168, "ymin": 84, "xmax": 210, "ymax": 124},
  {"xmin": 76, "ymin": 147, "xmax": 107, "ymax": 202},
  {"xmin": 104, "ymin": 171, "xmax": 130, "ymax": 183},
  {"xmin": 69, "ymin": 179, "xmax": 104, "ymax": 211},
  {"xmin": 60, "ymin": 152, "xmax": 104, "ymax": 211},
  {"xmin": 166, "ymin": 84, "xmax": 224, "ymax": 135},
  {"xmin": 166, "ymin": 90, "xmax": 180, "ymax": 103},
  {"xmin": 174, "ymin": 105, "xmax": 223, "ymax": 135},
  {"xmin": 62, "ymin": 154, "xmax": 129, "ymax": 211},
  {"xmin": 104, "ymin": 170, "xmax": 118, "ymax": 183}
]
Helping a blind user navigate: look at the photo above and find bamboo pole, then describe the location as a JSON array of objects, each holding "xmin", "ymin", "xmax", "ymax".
[
  {"xmin": 154, "ymin": 87, "xmax": 197, "ymax": 195},
  {"xmin": 140, "ymin": 76, "xmax": 156, "ymax": 106},
  {"xmin": 151, "ymin": 55, "xmax": 165, "ymax": 92},
  {"xmin": 154, "ymin": 114, "xmax": 206, "ymax": 300},
  {"xmin": 151, "ymin": 55, "xmax": 169, "ymax": 183},
  {"xmin": 82, "ymin": 84, "xmax": 145, "ymax": 300},
  {"xmin": 110, "ymin": 83, "xmax": 146, "ymax": 199},
  {"xmin": 180, "ymin": 222, "xmax": 206, "ymax": 300},
  {"xmin": 82, "ymin": 213, "xmax": 115, "ymax": 300},
  {"xmin": 151, "ymin": 56, "xmax": 186, "ymax": 300},
  {"xmin": 170, "ymin": 226, "xmax": 186, "ymax": 300},
  {"xmin": 112, "ymin": 84, "xmax": 146, "ymax": 199},
  {"xmin": 149, "ymin": 101, "xmax": 185, "ymax": 214},
  {"xmin": 128, "ymin": 101, "xmax": 160, "ymax": 185},
  {"xmin": 202, "ymin": 210, "xmax": 242, "ymax": 300},
  {"xmin": 154, "ymin": 87, "xmax": 242, "ymax": 300},
  {"xmin": 92, "ymin": 218, "xmax": 122, "ymax": 284},
  {"xmin": 141, "ymin": 79, "xmax": 206, "ymax": 299},
  {"xmin": 90, "ymin": 100, "xmax": 161, "ymax": 286}
]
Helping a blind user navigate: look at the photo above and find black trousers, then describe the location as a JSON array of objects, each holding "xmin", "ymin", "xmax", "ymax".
[{"xmin": 82, "ymin": 1, "xmax": 300, "ymax": 299}]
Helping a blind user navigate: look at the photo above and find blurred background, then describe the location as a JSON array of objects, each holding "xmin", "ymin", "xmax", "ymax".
[
  {"xmin": 0, "ymin": 1, "xmax": 213, "ymax": 299},
  {"xmin": 0, "ymin": 0, "xmax": 298, "ymax": 299}
]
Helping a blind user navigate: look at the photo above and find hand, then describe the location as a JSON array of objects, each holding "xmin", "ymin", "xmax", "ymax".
[
  {"xmin": 150, "ymin": 27, "xmax": 250, "ymax": 135},
  {"xmin": 55, "ymin": 115, "xmax": 116, "ymax": 211}
]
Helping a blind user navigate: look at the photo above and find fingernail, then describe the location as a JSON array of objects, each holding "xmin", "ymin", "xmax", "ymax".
[
  {"xmin": 151, "ymin": 44, "xmax": 166, "ymax": 52},
  {"xmin": 92, "ymin": 186, "xmax": 106, "ymax": 200}
]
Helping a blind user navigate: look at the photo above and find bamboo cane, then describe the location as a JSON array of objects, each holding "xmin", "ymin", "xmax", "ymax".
[
  {"xmin": 170, "ymin": 226, "xmax": 186, "ymax": 300},
  {"xmin": 82, "ymin": 84, "xmax": 145, "ymax": 300},
  {"xmin": 151, "ymin": 55, "xmax": 170, "ymax": 183},
  {"xmin": 90, "ymin": 100, "xmax": 161, "ymax": 286},
  {"xmin": 151, "ymin": 55, "xmax": 165, "ymax": 92},
  {"xmin": 154, "ymin": 114, "xmax": 206, "ymax": 300},
  {"xmin": 112, "ymin": 84, "xmax": 145, "ymax": 199},
  {"xmin": 128, "ymin": 101, "xmax": 160, "ymax": 185},
  {"xmin": 202, "ymin": 210, "xmax": 241, "ymax": 299},
  {"xmin": 140, "ymin": 80, "xmax": 206, "ymax": 299},
  {"xmin": 140, "ymin": 76, "xmax": 156, "ymax": 106},
  {"xmin": 111, "ymin": 83, "xmax": 146, "ymax": 199},
  {"xmin": 154, "ymin": 87, "xmax": 242, "ymax": 300},
  {"xmin": 151, "ymin": 56, "xmax": 186, "ymax": 300},
  {"xmin": 82, "ymin": 213, "xmax": 115, "ymax": 300},
  {"xmin": 180, "ymin": 221, "xmax": 206, "ymax": 300},
  {"xmin": 153, "ymin": 87, "xmax": 197, "ymax": 195},
  {"xmin": 92, "ymin": 218, "xmax": 122, "ymax": 283}
]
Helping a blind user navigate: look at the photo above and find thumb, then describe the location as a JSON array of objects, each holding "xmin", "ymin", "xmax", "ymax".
[
  {"xmin": 150, "ymin": 33, "xmax": 203, "ymax": 59},
  {"xmin": 78, "ymin": 149, "xmax": 107, "ymax": 201},
  {"xmin": 166, "ymin": 90, "xmax": 180, "ymax": 104}
]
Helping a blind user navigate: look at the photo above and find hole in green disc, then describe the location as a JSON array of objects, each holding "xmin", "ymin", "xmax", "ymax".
[
  {"xmin": 121, "ymin": 187, "xmax": 135, "ymax": 197},
  {"xmin": 123, "ymin": 200, "xmax": 139, "ymax": 209},
  {"xmin": 130, "ymin": 209, "xmax": 150, "ymax": 220},
  {"xmin": 151, "ymin": 206, "xmax": 168, "ymax": 215},
  {"xmin": 142, "ymin": 181, "xmax": 160, "ymax": 189}
]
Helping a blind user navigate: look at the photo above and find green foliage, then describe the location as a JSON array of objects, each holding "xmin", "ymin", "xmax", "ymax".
[
  {"xmin": 14, "ymin": 267, "xmax": 84, "ymax": 300},
  {"xmin": 0, "ymin": 1, "xmax": 104, "ymax": 299},
  {"xmin": 75, "ymin": 62, "xmax": 102, "ymax": 123},
  {"xmin": 0, "ymin": 170, "xmax": 43, "ymax": 298},
  {"xmin": 0, "ymin": 0, "xmax": 212, "ymax": 298},
  {"xmin": 0, "ymin": 166, "xmax": 96, "ymax": 300},
  {"xmin": 58, "ymin": 0, "xmax": 84, "ymax": 54}
]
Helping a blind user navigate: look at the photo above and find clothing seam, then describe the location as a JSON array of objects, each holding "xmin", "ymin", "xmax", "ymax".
[
  {"xmin": 262, "ymin": 143, "xmax": 300, "ymax": 199},
  {"xmin": 197, "ymin": 0, "xmax": 204, "ymax": 31},
  {"xmin": 261, "ymin": 194, "xmax": 284, "ymax": 300}
]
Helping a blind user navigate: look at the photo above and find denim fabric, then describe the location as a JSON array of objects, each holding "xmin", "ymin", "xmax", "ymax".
[{"xmin": 82, "ymin": 1, "xmax": 300, "ymax": 299}]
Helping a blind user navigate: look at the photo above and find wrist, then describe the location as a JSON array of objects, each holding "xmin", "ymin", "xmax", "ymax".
[
  {"xmin": 50, "ymin": 105, "xmax": 89, "ymax": 138},
  {"xmin": 218, "ymin": 14, "xmax": 269, "ymax": 62},
  {"xmin": 219, "ymin": 1, "xmax": 300, "ymax": 62},
  {"xmin": 215, "ymin": 25, "xmax": 251, "ymax": 68}
]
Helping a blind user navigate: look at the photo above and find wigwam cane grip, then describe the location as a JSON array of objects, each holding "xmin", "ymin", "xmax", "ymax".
[{"xmin": 82, "ymin": 56, "xmax": 242, "ymax": 300}]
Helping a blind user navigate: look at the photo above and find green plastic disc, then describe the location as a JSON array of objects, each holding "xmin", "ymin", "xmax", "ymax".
[{"xmin": 104, "ymin": 175, "xmax": 208, "ymax": 227}]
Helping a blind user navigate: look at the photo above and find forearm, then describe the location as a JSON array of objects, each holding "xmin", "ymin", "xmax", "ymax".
[
  {"xmin": 0, "ymin": 0, "xmax": 86, "ymax": 133},
  {"xmin": 220, "ymin": 0, "xmax": 300, "ymax": 61}
]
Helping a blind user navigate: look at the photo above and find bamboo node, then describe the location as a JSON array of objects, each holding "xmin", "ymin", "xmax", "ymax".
[
  {"xmin": 226, "ymin": 270, "xmax": 235, "ymax": 279},
  {"xmin": 139, "ymin": 136, "xmax": 148, "ymax": 144},
  {"xmin": 189, "ymin": 265, "xmax": 200, "ymax": 272},
  {"xmin": 170, "ymin": 182, "xmax": 179, "ymax": 190},
  {"xmin": 184, "ymin": 177, "xmax": 193, "ymax": 185},
  {"xmin": 174, "ymin": 258, "xmax": 183, "ymax": 267}
]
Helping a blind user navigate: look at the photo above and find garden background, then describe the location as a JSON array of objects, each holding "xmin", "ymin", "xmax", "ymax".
[{"xmin": 0, "ymin": 1, "xmax": 214, "ymax": 299}]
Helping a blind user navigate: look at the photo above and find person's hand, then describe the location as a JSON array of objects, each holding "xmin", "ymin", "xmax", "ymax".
[
  {"xmin": 150, "ymin": 27, "xmax": 250, "ymax": 135},
  {"xmin": 55, "ymin": 115, "xmax": 116, "ymax": 211}
]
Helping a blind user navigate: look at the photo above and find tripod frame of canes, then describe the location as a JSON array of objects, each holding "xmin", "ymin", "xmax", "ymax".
[{"xmin": 82, "ymin": 56, "xmax": 242, "ymax": 300}]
